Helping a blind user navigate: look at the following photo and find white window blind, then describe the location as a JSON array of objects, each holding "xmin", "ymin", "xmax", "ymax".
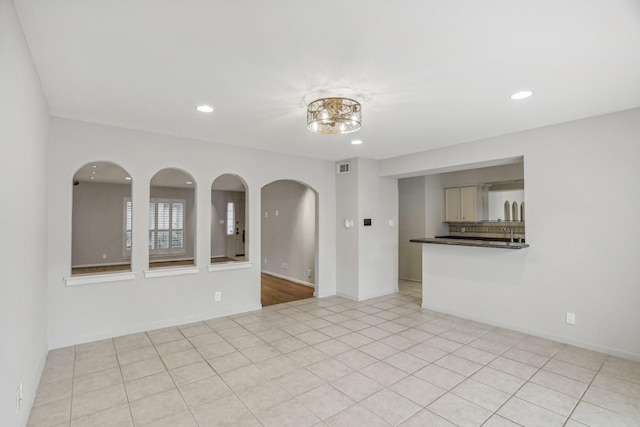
[
  {"xmin": 148, "ymin": 199, "xmax": 186, "ymax": 255},
  {"xmin": 124, "ymin": 198, "xmax": 133, "ymax": 254}
]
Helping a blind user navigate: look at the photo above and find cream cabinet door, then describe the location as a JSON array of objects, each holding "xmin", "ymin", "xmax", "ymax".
[
  {"xmin": 460, "ymin": 186, "xmax": 478, "ymax": 222},
  {"xmin": 444, "ymin": 187, "xmax": 461, "ymax": 221}
]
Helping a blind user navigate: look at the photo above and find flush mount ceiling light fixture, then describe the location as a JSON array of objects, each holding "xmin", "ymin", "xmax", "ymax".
[{"xmin": 307, "ymin": 97, "xmax": 362, "ymax": 134}]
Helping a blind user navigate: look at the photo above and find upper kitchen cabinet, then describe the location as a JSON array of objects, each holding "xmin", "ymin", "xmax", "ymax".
[{"xmin": 444, "ymin": 185, "xmax": 483, "ymax": 222}]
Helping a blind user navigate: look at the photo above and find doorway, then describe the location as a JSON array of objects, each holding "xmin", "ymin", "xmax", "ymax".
[{"xmin": 261, "ymin": 180, "xmax": 318, "ymax": 306}]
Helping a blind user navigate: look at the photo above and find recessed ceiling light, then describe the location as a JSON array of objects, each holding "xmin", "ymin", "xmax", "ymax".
[
  {"xmin": 351, "ymin": 140, "xmax": 363, "ymax": 145},
  {"xmin": 125, "ymin": 176, "xmax": 132, "ymax": 181},
  {"xmin": 186, "ymin": 181, "xmax": 193, "ymax": 185},
  {"xmin": 92, "ymin": 165, "xmax": 98, "ymax": 168},
  {"xmin": 196, "ymin": 105, "xmax": 214, "ymax": 113},
  {"xmin": 90, "ymin": 176, "xmax": 95, "ymax": 180},
  {"xmin": 510, "ymin": 90, "xmax": 533, "ymax": 100},
  {"xmin": 91, "ymin": 171, "xmax": 96, "ymax": 174}
]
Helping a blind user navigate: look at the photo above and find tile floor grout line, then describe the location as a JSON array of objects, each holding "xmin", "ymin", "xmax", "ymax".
[
  {"xmin": 562, "ymin": 354, "xmax": 607, "ymax": 426},
  {"xmin": 114, "ymin": 336, "xmax": 137, "ymax": 427},
  {"xmin": 483, "ymin": 343, "xmax": 567, "ymax": 426}
]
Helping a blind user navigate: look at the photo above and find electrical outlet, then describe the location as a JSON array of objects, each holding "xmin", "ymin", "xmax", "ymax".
[
  {"xmin": 16, "ymin": 381, "xmax": 23, "ymax": 414},
  {"xmin": 566, "ymin": 312, "xmax": 576, "ymax": 325},
  {"xmin": 264, "ymin": 258, "xmax": 267, "ymax": 264},
  {"xmin": 102, "ymin": 253, "xmax": 107, "ymax": 259},
  {"xmin": 308, "ymin": 269, "xmax": 312, "ymax": 278},
  {"xmin": 214, "ymin": 291, "xmax": 221, "ymax": 302}
]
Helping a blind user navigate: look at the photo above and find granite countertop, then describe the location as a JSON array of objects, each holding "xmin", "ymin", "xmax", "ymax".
[{"xmin": 410, "ymin": 237, "xmax": 529, "ymax": 249}]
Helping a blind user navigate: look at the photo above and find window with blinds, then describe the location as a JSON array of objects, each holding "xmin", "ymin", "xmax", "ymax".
[
  {"xmin": 226, "ymin": 202, "xmax": 235, "ymax": 236},
  {"xmin": 124, "ymin": 198, "xmax": 133, "ymax": 255},
  {"xmin": 148, "ymin": 198, "xmax": 186, "ymax": 255}
]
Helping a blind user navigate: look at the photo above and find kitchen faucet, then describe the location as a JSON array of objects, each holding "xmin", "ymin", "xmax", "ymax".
[{"xmin": 504, "ymin": 227, "xmax": 514, "ymax": 243}]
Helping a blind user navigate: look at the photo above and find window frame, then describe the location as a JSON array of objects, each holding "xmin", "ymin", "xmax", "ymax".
[
  {"xmin": 226, "ymin": 201, "xmax": 235, "ymax": 236},
  {"xmin": 123, "ymin": 197, "xmax": 133, "ymax": 258},
  {"xmin": 148, "ymin": 198, "xmax": 187, "ymax": 257}
]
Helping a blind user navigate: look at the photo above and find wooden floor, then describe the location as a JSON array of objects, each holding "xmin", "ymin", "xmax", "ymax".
[
  {"xmin": 71, "ymin": 259, "xmax": 194, "ymax": 275},
  {"xmin": 71, "ymin": 264, "xmax": 131, "ymax": 275},
  {"xmin": 210, "ymin": 257, "xmax": 240, "ymax": 263},
  {"xmin": 261, "ymin": 273, "xmax": 314, "ymax": 307}
]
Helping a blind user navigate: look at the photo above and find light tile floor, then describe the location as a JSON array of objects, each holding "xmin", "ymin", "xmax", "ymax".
[{"xmin": 28, "ymin": 281, "xmax": 640, "ymax": 426}]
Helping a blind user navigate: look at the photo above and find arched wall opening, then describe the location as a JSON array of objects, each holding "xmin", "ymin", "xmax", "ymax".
[
  {"xmin": 211, "ymin": 174, "xmax": 248, "ymax": 263},
  {"xmin": 71, "ymin": 161, "xmax": 132, "ymax": 275},
  {"xmin": 148, "ymin": 168, "xmax": 196, "ymax": 269},
  {"xmin": 261, "ymin": 180, "xmax": 318, "ymax": 306}
]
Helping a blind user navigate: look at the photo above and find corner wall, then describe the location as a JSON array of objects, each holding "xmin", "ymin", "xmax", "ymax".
[
  {"xmin": 381, "ymin": 108, "xmax": 640, "ymax": 360},
  {"xmin": 336, "ymin": 158, "xmax": 399, "ymax": 300},
  {"xmin": 0, "ymin": 1, "xmax": 50, "ymax": 424}
]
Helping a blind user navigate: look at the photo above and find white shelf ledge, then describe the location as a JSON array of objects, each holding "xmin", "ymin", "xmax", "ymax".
[
  {"xmin": 208, "ymin": 261, "xmax": 253, "ymax": 272},
  {"xmin": 65, "ymin": 272, "xmax": 136, "ymax": 287}
]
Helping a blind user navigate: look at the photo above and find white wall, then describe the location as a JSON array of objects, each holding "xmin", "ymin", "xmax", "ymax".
[
  {"xmin": 440, "ymin": 163, "xmax": 524, "ymax": 188},
  {"xmin": 381, "ymin": 108, "xmax": 640, "ymax": 360},
  {"xmin": 398, "ymin": 177, "xmax": 425, "ymax": 282},
  {"xmin": 335, "ymin": 160, "xmax": 360, "ymax": 299},
  {"xmin": 357, "ymin": 159, "xmax": 399, "ymax": 300},
  {"xmin": 336, "ymin": 159, "xmax": 399, "ymax": 300},
  {"xmin": 0, "ymin": 1, "xmax": 50, "ymax": 424},
  {"xmin": 47, "ymin": 117, "xmax": 336, "ymax": 348},
  {"xmin": 424, "ymin": 174, "xmax": 448, "ymax": 238},
  {"xmin": 261, "ymin": 180, "xmax": 317, "ymax": 285}
]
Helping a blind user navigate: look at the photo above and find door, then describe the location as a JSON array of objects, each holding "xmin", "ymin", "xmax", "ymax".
[{"xmin": 234, "ymin": 199, "xmax": 245, "ymax": 256}]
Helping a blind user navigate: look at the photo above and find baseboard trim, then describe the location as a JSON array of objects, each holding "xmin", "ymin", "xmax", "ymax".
[
  {"xmin": 336, "ymin": 287, "xmax": 399, "ymax": 302},
  {"xmin": 48, "ymin": 303, "xmax": 263, "ymax": 350},
  {"xmin": 421, "ymin": 302, "xmax": 640, "ymax": 362},
  {"xmin": 399, "ymin": 276, "xmax": 422, "ymax": 283},
  {"xmin": 261, "ymin": 271, "xmax": 315, "ymax": 288}
]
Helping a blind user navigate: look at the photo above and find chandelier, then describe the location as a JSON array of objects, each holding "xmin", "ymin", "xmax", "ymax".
[{"xmin": 307, "ymin": 97, "xmax": 362, "ymax": 134}]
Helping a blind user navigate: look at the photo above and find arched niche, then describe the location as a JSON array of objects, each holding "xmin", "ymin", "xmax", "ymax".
[
  {"xmin": 261, "ymin": 179, "xmax": 318, "ymax": 305},
  {"xmin": 211, "ymin": 174, "xmax": 248, "ymax": 263},
  {"xmin": 149, "ymin": 168, "xmax": 196, "ymax": 268},
  {"xmin": 71, "ymin": 161, "xmax": 132, "ymax": 275}
]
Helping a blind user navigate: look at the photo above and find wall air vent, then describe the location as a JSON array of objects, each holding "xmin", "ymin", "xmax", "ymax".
[{"xmin": 336, "ymin": 162, "xmax": 351, "ymax": 175}]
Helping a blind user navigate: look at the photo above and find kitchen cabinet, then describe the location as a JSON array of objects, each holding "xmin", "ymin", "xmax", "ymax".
[{"xmin": 444, "ymin": 186, "xmax": 482, "ymax": 222}]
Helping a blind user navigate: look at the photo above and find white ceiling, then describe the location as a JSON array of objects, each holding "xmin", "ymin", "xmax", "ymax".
[{"xmin": 15, "ymin": 0, "xmax": 640, "ymax": 161}]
